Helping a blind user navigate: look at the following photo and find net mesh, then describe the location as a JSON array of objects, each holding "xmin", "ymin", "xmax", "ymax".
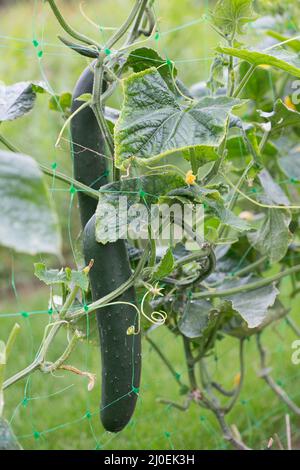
[{"xmin": 0, "ymin": 0, "xmax": 300, "ymax": 450}]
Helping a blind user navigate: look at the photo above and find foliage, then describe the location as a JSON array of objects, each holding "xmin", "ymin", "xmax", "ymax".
[{"xmin": 1, "ymin": 0, "xmax": 300, "ymax": 451}]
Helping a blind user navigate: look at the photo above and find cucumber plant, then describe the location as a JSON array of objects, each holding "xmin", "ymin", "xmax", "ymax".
[{"xmin": 1, "ymin": 0, "xmax": 300, "ymax": 450}]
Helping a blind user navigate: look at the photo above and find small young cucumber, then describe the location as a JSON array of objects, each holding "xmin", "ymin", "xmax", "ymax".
[{"xmin": 83, "ymin": 215, "xmax": 141, "ymax": 432}]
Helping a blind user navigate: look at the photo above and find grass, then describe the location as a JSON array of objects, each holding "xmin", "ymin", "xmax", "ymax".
[
  {"xmin": 2, "ymin": 281, "xmax": 300, "ymax": 450},
  {"xmin": 1, "ymin": 0, "xmax": 300, "ymax": 450}
]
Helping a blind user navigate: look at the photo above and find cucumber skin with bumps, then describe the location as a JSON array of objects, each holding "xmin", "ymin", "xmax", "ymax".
[
  {"xmin": 71, "ymin": 66, "xmax": 141, "ymax": 432},
  {"xmin": 83, "ymin": 215, "xmax": 141, "ymax": 432},
  {"xmin": 71, "ymin": 65, "xmax": 108, "ymax": 228}
]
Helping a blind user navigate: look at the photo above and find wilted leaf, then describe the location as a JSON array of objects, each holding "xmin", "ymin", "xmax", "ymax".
[
  {"xmin": 0, "ymin": 151, "xmax": 61, "ymax": 256},
  {"xmin": 248, "ymin": 169, "xmax": 291, "ymax": 262},
  {"xmin": 34, "ymin": 263, "xmax": 89, "ymax": 291},
  {"xmin": 178, "ymin": 299, "xmax": 216, "ymax": 338},
  {"xmin": 220, "ymin": 276, "xmax": 279, "ymax": 328},
  {"xmin": 0, "ymin": 81, "xmax": 49, "ymax": 121},
  {"xmin": 279, "ymin": 148, "xmax": 300, "ymax": 181}
]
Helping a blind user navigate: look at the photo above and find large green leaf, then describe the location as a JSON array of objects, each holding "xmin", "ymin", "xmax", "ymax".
[
  {"xmin": 0, "ymin": 81, "xmax": 49, "ymax": 122},
  {"xmin": 115, "ymin": 68, "xmax": 242, "ymax": 169},
  {"xmin": 216, "ymin": 45, "xmax": 300, "ymax": 78},
  {"xmin": 0, "ymin": 151, "xmax": 61, "ymax": 256},
  {"xmin": 95, "ymin": 173, "xmax": 185, "ymax": 244},
  {"xmin": 125, "ymin": 47, "xmax": 177, "ymax": 92},
  {"xmin": 212, "ymin": 0, "xmax": 257, "ymax": 36}
]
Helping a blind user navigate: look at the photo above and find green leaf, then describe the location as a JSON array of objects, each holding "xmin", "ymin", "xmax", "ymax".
[
  {"xmin": 249, "ymin": 209, "xmax": 291, "ymax": 262},
  {"xmin": 259, "ymin": 98, "xmax": 300, "ymax": 134},
  {"xmin": 115, "ymin": 68, "xmax": 242, "ymax": 169},
  {"xmin": 49, "ymin": 92, "xmax": 72, "ymax": 112},
  {"xmin": 258, "ymin": 168, "xmax": 290, "ymax": 206},
  {"xmin": 0, "ymin": 151, "xmax": 61, "ymax": 256},
  {"xmin": 279, "ymin": 148, "xmax": 300, "ymax": 181},
  {"xmin": 152, "ymin": 248, "xmax": 174, "ymax": 280},
  {"xmin": 205, "ymin": 198, "xmax": 251, "ymax": 232},
  {"xmin": 248, "ymin": 169, "xmax": 291, "ymax": 263},
  {"xmin": 220, "ymin": 277, "xmax": 279, "ymax": 328},
  {"xmin": 238, "ymin": 61, "xmax": 274, "ymax": 101},
  {"xmin": 223, "ymin": 299, "xmax": 288, "ymax": 338},
  {"xmin": 212, "ymin": 0, "xmax": 257, "ymax": 35},
  {"xmin": 126, "ymin": 47, "xmax": 177, "ymax": 92},
  {"xmin": 216, "ymin": 45, "xmax": 300, "ymax": 78},
  {"xmin": 34, "ymin": 263, "xmax": 89, "ymax": 291},
  {"xmin": 178, "ymin": 299, "xmax": 216, "ymax": 339},
  {"xmin": 74, "ymin": 93, "xmax": 91, "ymax": 103},
  {"xmin": 0, "ymin": 81, "xmax": 49, "ymax": 121},
  {"xmin": 95, "ymin": 173, "xmax": 185, "ymax": 244},
  {"xmin": 250, "ymin": 169, "xmax": 290, "ymax": 259},
  {"xmin": 267, "ymin": 30, "xmax": 300, "ymax": 53}
]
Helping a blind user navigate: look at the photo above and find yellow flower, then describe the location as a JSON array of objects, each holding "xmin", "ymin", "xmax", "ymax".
[
  {"xmin": 185, "ymin": 170, "xmax": 196, "ymax": 185},
  {"xmin": 233, "ymin": 372, "xmax": 241, "ymax": 387},
  {"xmin": 284, "ymin": 96, "xmax": 296, "ymax": 111},
  {"xmin": 259, "ymin": 64, "xmax": 271, "ymax": 70}
]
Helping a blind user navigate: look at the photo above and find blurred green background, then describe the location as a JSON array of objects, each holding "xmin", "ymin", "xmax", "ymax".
[{"xmin": 1, "ymin": 0, "xmax": 300, "ymax": 450}]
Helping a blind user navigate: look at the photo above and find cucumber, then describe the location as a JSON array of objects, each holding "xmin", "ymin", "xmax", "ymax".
[
  {"xmin": 71, "ymin": 65, "xmax": 108, "ymax": 227},
  {"xmin": 83, "ymin": 215, "xmax": 141, "ymax": 432},
  {"xmin": 71, "ymin": 66, "xmax": 141, "ymax": 432}
]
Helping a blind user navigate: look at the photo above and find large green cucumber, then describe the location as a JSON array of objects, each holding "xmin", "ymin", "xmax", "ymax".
[
  {"xmin": 71, "ymin": 65, "xmax": 108, "ymax": 227},
  {"xmin": 71, "ymin": 66, "xmax": 141, "ymax": 432},
  {"xmin": 83, "ymin": 215, "xmax": 141, "ymax": 432}
]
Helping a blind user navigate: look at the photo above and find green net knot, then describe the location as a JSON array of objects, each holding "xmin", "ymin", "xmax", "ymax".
[
  {"xmin": 85, "ymin": 411, "xmax": 92, "ymax": 420},
  {"xmin": 33, "ymin": 431, "xmax": 40, "ymax": 440},
  {"xmin": 22, "ymin": 397, "xmax": 29, "ymax": 407},
  {"xmin": 21, "ymin": 311, "xmax": 29, "ymax": 318}
]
